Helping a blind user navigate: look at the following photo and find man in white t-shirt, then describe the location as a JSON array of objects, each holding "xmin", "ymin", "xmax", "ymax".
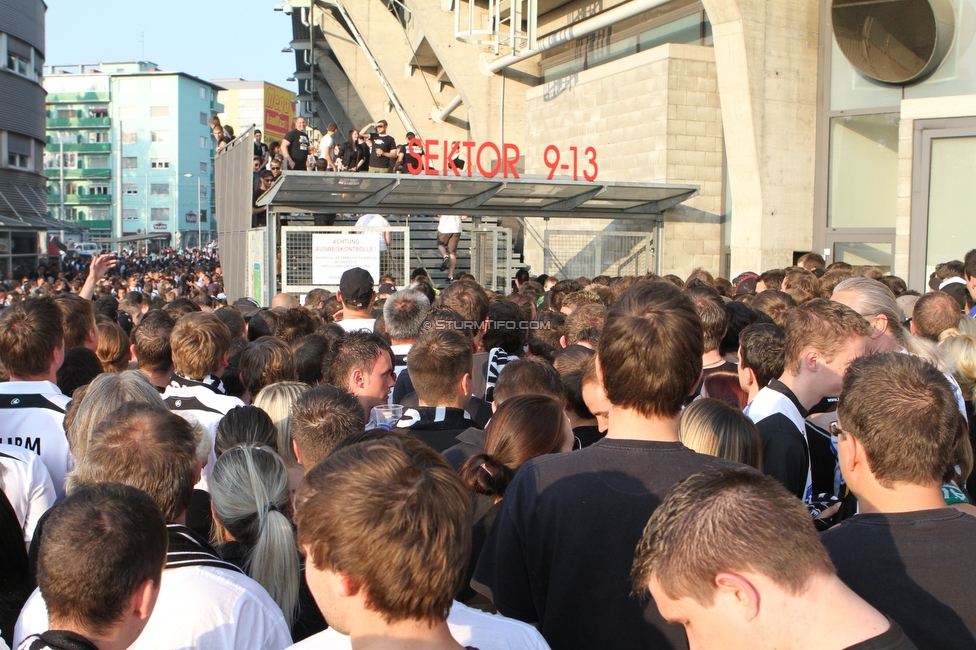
[
  {"xmin": 0, "ymin": 298, "xmax": 71, "ymax": 499},
  {"xmin": 0, "ymin": 444, "xmax": 56, "ymax": 543},
  {"xmin": 437, "ymin": 214, "xmax": 463, "ymax": 281},
  {"xmin": 355, "ymin": 213, "xmax": 392, "ymax": 279},
  {"xmin": 318, "ymin": 122, "xmax": 338, "ymax": 171},
  {"xmin": 335, "ymin": 268, "xmax": 376, "ymax": 333}
]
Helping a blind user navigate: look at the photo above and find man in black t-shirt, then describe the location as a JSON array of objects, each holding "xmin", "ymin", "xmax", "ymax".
[
  {"xmin": 393, "ymin": 131, "xmax": 424, "ymax": 173},
  {"xmin": 253, "ymin": 129, "xmax": 268, "ymax": 163},
  {"xmin": 361, "ymin": 119, "xmax": 397, "ymax": 172},
  {"xmin": 473, "ymin": 281, "xmax": 741, "ymax": 650},
  {"xmin": 632, "ymin": 468, "xmax": 917, "ymax": 650},
  {"xmin": 251, "ymin": 171, "xmax": 273, "ymax": 228},
  {"xmin": 822, "ymin": 352, "xmax": 976, "ymax": 649},
  {"xmin": 282, "ymin": 116, "xmax": 310, "ymax": 171}
]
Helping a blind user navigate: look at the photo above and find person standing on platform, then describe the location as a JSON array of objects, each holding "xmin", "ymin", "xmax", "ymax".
[
  {"xmin": 282, "ymin": 116, "xmax": 310, "ymax": 171},
  {"xmin": 437, "ymin": 214, "xmax": 463, "ymax": 282},
  {"xmin": 362, "ymin": 120, "xmax": 396, "ymax": 173},
  {"xmin": 318, "ymin": 122, "xmax": 338, "ymax": 172}
]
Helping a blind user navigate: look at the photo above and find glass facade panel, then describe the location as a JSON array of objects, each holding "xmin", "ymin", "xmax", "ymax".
[
  {"xmin": 829, "ymin": 39, "xmax": 903, "ymax": 112},
  {"xmin": 925, "ymin": 136, "xmax": 976, "ymax": 278},
  {"xmin": 638, "ymin": 12, "xmax": 702, "ymax": 51},
  {"xmin": 828, "ymin": 113, "xmax": 899, "ymax": 228},
  {"xmin": 834, "ymin": 242, "xmax": 892, "ymax": 273}
]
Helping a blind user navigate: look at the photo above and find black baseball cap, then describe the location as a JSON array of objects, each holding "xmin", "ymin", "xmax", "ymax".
[
  {"xmin": 233, "ymin": 297, "xmax": 260, "ymax": 318},
  {"xmin": 339, "ymin": 268, "xmax": 374, "ymax": 308}
]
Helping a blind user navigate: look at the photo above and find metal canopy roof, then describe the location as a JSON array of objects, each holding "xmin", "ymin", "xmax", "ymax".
[{"xmin": 257, "ymin": 172, "xmax": 698, "ymax": 219}]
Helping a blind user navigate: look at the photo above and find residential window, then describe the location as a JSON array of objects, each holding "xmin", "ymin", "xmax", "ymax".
[
  {"xmin": 122, "ymin": 209, "xmax": 139, "ymax": 221},
  {"xmin": 119, "ymin": 80, "xmax": 139, "ymax": 94},
  {"xmin": 122, "ymin": 157, "xmax": 139, "ymax": 169},
  {"xmin": 150, "ymin": 106, "xmax": 169, "ymax": 118},
  {"xmin": 6, "ymin": 38, "xmax": 32, "ymax": 77},
  {"xmin": 199, "ymin": 184, "xmax": 208, "ymax": 198},
  {"xmin": 88, "ymin": 156, "xmax": 110, "ymax": 168},
  {"xmin": 90, "ymin": 209, "xmax": 109, "ymax": 220},
  {"xmin": 151, "ymin": 131, "xmax": 169, "ymax": 144},
  {"xmin": 199, "ymin": 87, "xmax": 206, "ymax": 100},
  {"xmin": 44, "ymin": 152, "xmax": 77, "ymax": 169},
  {"xmin": 90, "ymin": 185, "xmax": 109, "ymax": 195},
  {"xmin": 123, "ymin": 184, "xmax": 139, "ymax": 195},
  {"xmin": 119, "ymin": 105, "xmax": 138, "ymax": 118},
  {"xmin": 201, "ymin": 209, "xmax": 208, "ymax": 223},
  {"xmin": 7, "ymin": 133, "xmax": 32, "ymax": 170},
  {"xmin": 56, "ymin": 109, "xmax": 75, "ymax": 119},
  {"xmin": 200, "ymin": 162, "xmax": 208, "ymax": 173},
  {"xmin": 88, "ymin": 132, "xmax": 110, "ymax": 143},
  {"xmin": 150, "ymin": 158, "xmax": 169, "ymax": 169},
  {"xmin": 151, "ymin": 208, "xmax": 170, "ymax": 221},
  {"xmin": 200, "ymin": 136, "xmax": 207, "ymax": 149},
  {"xmin": 122, "ymin": 132, "xmax": 138, "ymax": 144},
  {"xmin": 151, "ymin": 183, "xmax": 170, "ymax": 195},
  {"xmin": 200, "ymin": 112, "xmax": 208, "ymax": 124}
]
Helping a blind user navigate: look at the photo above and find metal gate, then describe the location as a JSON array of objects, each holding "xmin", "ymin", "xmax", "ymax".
[
  {"xmin": 280, "ymin": 225, "xmax": 411, "ymax": 296},
  {"xmin": 470, "ymin": 227, "xmax": 513, "ymax": 293},
  {"xmin": 543, "ymin": 229, "xmax": 653, "ymax": 280}
]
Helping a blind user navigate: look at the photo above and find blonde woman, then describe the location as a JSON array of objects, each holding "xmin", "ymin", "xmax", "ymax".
[
  {"xmin": 209, "ymin": 445, "xmax": 301, "ymax": 631},
  {"xmin": 679, "ymin": 398, "xmax": 763, "ymax": 470},
  {"xmin": 254, "ymin": 381, "xmax": 309, "ymax": 494}
]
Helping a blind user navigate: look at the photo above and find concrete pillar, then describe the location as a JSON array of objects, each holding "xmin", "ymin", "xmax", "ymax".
[{"xmin": 702, "ymin": 0, "xmax": 819, "ymax": 274}]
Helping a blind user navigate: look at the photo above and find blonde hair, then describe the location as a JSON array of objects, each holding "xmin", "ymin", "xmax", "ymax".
[
  {"xmin": 679, "ymin": 398, "xmax": 763, "ymax": 470},
  {"xmin": 210, "ymin": 445, "xmax": 299, "ymax": 629},
  {"xmin": 254, "ymin": 381, "xmax": 308, "ymax": 468},
  {"xmin": 938, "ymin": 331, "xmax": 976, "ymax": 402}
]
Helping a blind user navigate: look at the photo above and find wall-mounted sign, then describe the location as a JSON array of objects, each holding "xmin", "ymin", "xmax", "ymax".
[
  {"xmin": 186, "ymin": 211, "xmax": 197, "ymax": 223},
  {"xmin": 153, "ymin": 223, "xmax": 168, "ymax": 230},
  {"xmin": 312, "ymin": 233, "xmax": 380, "ymax": 286},
  {"xmin": 402, "ymin": 139, "xmax": 599, "ymax": 181}
]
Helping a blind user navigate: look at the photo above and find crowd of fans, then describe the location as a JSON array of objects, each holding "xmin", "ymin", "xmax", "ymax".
[{"xmin": 1, "ymin": 246, "xmax": 975, "ymax": 650}]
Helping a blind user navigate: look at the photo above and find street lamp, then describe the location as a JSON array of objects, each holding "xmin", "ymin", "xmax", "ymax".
[{"xmin": 184, "ymin": 173, "xmax": 200, "ymax": 249}]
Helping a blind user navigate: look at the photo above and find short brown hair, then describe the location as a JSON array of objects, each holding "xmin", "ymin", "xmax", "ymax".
[
  {"xmin": 797, "ymin": 252, "xmax": 826, "ymax": 272},
  {"xmin": 838, "ymin": 352, "xmax": 957, "ymax": 487},
  {"xmin": 295, "ymin": 436, "xmax": 471, "ymax": 624},
  {"xmin": 131, "ymin": 310, "xmax": 175, "ymax": 372},
  {"xmin": 170, "ymin": 312, "xmax": 232, "ymax": 379},
  {"xmin": 782, "ymin": 267, "xmax": 821, "ymax": 305},
  {"xmin": 38, "ymin": 482, "xmax": 168, "ymax": 629},
  {"xmin": 434, "ymin": 280, "xmax": 489, "ymax": 328},
  {"xmin": 631, "ymin": 468, "xmax": 834, "ymax": 605},
  {"xmin": 407, "ymin": 330, "xmax": 473, "ymax": 405},
  {"xmin": 560, "ymin": 290, "xmax": 603, "ymax": 314},
  {"xmin": 750, "ymin": 290, "xmax": 796, "ymax": 328},
  {"xmin": 598, "ymin": 281, "xmax": 703, "ymax": 419},
  {"xmin": 0, "ymin": 297, "xmax": 64, "ymax": 378},
  {"xmin": 912, "ymin": 291, "xmax": 961, "ymax": 342},
  {"xmin": 325, "ymin": 331, "xmax": 391, "ymax": 388},
  {"xmin": 564, "ymin": 302, "xmax": 606, "ymax": 347},
  {"xmin": 739, "ymin": 323, "xmax": 786, "ymax": 388},
  {"xmin": 96, "ymin": 321, "xmax": 130, "ymax": 373},
  {"xmin": 783, "ymin": 299, "xmax": 870, "ymax": 375},
  {"xmin": 239, "ymin": 336, "xmax": 297, "ymax": 396},
  {"xmin": 55, "ymin": 293, "xmax": 96, "ymax": 350},
  {"xmin": 77, "ymin": 403, "xmax": 198, "ymax": 522},
  {"xmin": 688, "ymin": 288, "xmax": 727, "ymax": 352},
  {"xmin": 290, "ymin": 385, "xmax": 365, "ymax": 469},
  {"xmin": 493, "ymin": 356, "xmax": 564, "ymax": 405}
]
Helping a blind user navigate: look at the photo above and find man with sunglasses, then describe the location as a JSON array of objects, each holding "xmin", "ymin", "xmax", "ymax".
[
  {"xmin": 822, "ymin": 352, "xmax": 976, "ymax": 649},
  {"xmin": 361, "ymin": 120, "xmax": 397, "ymax": 173},
  {"xmin": 252, "ymin": 170, "xmax": 274, "ymax": 228}
]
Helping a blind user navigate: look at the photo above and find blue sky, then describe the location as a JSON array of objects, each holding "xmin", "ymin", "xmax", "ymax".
[{"xmin": 45, "ymin": 0, "xmax": 296, "ymax": 87}]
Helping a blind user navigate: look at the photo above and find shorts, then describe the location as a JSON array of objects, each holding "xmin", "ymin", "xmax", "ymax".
[
  {"xmin": 368, "ymin": 167, "xmax": 390, "ymax": 174},
  {"xmin": 437, "ymin": 232, "xmax": 460, "ymax": 254}
]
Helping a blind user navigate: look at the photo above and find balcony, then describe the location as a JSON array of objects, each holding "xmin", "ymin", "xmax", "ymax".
[
  {"xmin": 45, "ymin": 142, "xmax": 112, "ymax": 153},
  {"xmin": 48, "ymin": 194, "xmax": 112, "ymax": 206},
  {"xmin": 46, "ymin": 92, "xmax": 110, "ymax": 103},
  {"xmin": 44, "ymin": 168, "xmax": 112, "ymax": 179},
  {"xmin": 46, "ymin": 117, "xmax": 112, "ymax": 129},
  {"xmin": 64, "ymin": 219, "xmax": 113, "ymax": 232}
]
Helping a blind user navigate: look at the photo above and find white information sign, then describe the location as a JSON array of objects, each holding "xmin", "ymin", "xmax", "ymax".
[{"xmin": 312, "ymin": 233, "xmax": 381, "ymax": 286}]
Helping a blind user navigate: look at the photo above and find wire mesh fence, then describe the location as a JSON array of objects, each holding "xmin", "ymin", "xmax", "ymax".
[
  {"xmin": 543, "ymin": 229, "xmax": 653, "ymax": 280},
  {"xmin": 470, "ymin": 227, "xmax": 513, "ymax": 293},
  {"xmin": 280, "ymin": 226, "xmax": 411, "ymax": 296}
]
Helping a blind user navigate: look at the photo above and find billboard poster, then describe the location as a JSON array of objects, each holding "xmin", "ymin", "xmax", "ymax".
[
  {"xmin": 312, "ymin": 233, "xmax": 380, "ymax": 286},
  {"xmin": 263, "ymin": 83, "xmax": 296, "ymax": 143}
]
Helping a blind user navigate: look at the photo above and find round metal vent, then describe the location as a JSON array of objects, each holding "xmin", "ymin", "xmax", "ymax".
[{"xmin": 832, "ymin": 0, "xmax": 956, "ymax": 85}]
